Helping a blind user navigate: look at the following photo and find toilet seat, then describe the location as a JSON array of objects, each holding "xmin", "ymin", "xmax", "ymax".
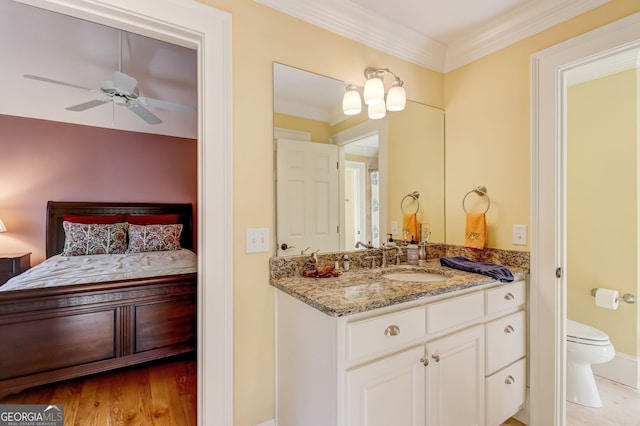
[{"xmin": 567, "ymin": 320, "xmax": 611, "ymax": 346}]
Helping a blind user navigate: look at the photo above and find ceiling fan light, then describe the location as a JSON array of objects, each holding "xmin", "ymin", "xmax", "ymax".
[
  {"xmin": 386, "ymin": 83, "xmax": 406, "ymax": 112},
  {"xmin": 364, "ymin": 76, "xmax": 384, "ymax": 105},
  {"xmin": 342, "ymin": 85, "xmax": 362, "ymax": 116},
  {"xmin": 368, "ymin": 101, "xmax": 386, "ymax": 120}
]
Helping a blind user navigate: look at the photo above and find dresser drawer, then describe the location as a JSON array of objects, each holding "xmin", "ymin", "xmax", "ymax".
[
  {"xmin": 486, "ymin": 358, "xmax": 526, "ymax": 426},
  {"xmin": 486, "ymin": 311, "xmax": 526, "ymax": 374},
  {"xmin": 346, "ymin": 306, "xmax": 426, "ymax": 362},
  {"xmin": 426, "ymin": 291, "xmax": 484, "ymax": 334},
  {"xmin": 486, "ymin": 281, "xmax": 525, "ymax": 315}
]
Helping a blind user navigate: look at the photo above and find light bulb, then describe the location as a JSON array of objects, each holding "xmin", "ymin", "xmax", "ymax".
[
  {"xmin": 363, "ymin": 76, "xmax": 384, "ymax": 105},
  {"xmin": 368, "ymin": 101, "xmax": 386, "ymax": 120},
  {"xmin": 386, "ymin": 81, "xmax": 406, "ymax": 112},
  {"xmin": 342, "ymin": 85, "xmax": 362, "ymax": 115}
]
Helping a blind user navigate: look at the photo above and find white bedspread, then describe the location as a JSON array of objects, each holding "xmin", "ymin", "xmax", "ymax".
[{"xmin": 0, "ymin": 249, "xmax": 197, "ymax": 291}]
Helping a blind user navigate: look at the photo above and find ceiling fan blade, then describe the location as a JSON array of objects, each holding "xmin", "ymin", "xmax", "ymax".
[
  {"xmin": 139, "ymin": 97, "xmax": 196, "ymax": 115},
  {"xmin": 24, "ymin": 74, "xmax": 93, "ymax": 91},
  {"xmin": 66, "ymin": 99, "xmax": 109, "ymax": 111},
  {"xmin": 127, "ymin": 103, "xmax": 162, "ymax": 125},
  {"xmin": 113, "ymin": 71, "xmax": 138, "ymax": 94}
]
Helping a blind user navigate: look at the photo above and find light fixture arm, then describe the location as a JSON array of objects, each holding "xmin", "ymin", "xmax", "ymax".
[{"xmin": 364, "ymin": 67, "xmax": 404, "ymax": 86}]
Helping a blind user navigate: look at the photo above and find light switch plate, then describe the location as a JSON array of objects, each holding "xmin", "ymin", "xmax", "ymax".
[
  {"xmin": 513, "ymin": 224, "xmax": 527, "ymax": 246},
  {"xmin": 246, "ymin": 228, "xmax": 270, "ymax": 253},
  {"xmin": 391, "ymin": 221, "xmax": 398, "ymax": 235}
]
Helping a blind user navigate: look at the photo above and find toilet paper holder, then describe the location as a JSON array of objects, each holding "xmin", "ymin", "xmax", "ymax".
[{"xmin": 590, "ymin": 288, "xmax": 636, "ymax": 304}]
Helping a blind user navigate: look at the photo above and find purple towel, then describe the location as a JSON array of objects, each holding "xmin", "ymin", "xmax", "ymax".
[{"xmin": 440, "ymin": 256, "xmax": 514, "ymax": 282}]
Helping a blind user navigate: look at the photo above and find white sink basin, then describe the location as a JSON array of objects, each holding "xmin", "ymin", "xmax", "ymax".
[{"xmin": 382, "ymin": 272, "xmax": 446, "ymax": 282}]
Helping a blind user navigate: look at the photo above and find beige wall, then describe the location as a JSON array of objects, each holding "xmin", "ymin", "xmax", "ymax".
[
  {"xmin": 567, "ymin": 69, "xmax": 638, "ymax": 356},
  {"xmin": 444, "ymin": 0, "xmax": 640, "ymax": 249},
  {"xmin": 198, "ymin": 0, "xmax": 640, "ymax": 424}
]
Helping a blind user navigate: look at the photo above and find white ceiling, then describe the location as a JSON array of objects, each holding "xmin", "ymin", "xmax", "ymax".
[
  {"xmin": 0, "ymin": 0, "xmax": 197, "ymax": 138},
  {"xmin": 257, "ymin": 0, "xmax": 610, "ymax": 72}
]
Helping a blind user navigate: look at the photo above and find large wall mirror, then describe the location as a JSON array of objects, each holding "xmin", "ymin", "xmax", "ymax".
[{"xmin": 273, "ymin": 63, "xmax": 445, "ymax": 256}]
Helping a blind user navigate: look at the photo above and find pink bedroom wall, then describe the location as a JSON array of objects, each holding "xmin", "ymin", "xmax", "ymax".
[{"xmin": 0, "ymin": 114, "xmax": 198, "ymax": 265}]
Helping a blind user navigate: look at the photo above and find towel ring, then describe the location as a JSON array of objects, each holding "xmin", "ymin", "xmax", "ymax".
[
  {"xmin": 462, "ymin": 186, "xmax": 491, "ymax": 214},
  {"xmin": 401, "ymin": 191, "xmax": 420, "ymax": 214}
]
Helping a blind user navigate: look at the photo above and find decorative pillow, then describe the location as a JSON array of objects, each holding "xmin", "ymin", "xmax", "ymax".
[
  {"xmin": 63, "ymin": 213, "xmax": 127, "ymax": 224},
  {"xmin": 125, "ymin": 214, "xmax": 179, "ymax": 225},
  {"xmin": 126, "ymin": 223, "xmax": 183, "ymax": 253},
  {"xmin": 62, "ymin": 221, "xmax": 128, "ymax": 256}
]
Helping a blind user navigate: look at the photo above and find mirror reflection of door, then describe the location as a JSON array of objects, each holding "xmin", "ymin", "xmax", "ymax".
[
  {"xmin": 344, "ymin": 161, "xmax": 366, "ymax": 250},
  {"xmin": 276, "ymin": 138, "xmax": 339, "ymax": 255}
]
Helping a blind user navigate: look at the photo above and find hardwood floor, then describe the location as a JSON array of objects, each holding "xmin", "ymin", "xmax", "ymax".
[{"xmin": 0, "ymin": 354, "xmax": 196, "ymax": 426}]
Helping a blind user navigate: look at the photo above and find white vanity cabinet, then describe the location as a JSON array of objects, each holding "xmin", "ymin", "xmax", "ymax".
[
  {"xmin": 484, "ymin": 281, "xmax": 527, "ymax": 426},
  {"xmin": 276, "ymin": 279, "xmax": 526, "ymax": 426}
]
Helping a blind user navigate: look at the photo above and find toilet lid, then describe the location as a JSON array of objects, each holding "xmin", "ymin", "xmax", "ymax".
[{"xmin": 567, "ymin": 320, "xmax": 611, "ymax": 345}]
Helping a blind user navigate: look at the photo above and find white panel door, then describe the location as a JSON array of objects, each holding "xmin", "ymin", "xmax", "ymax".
[
  {"xmin": 346, "ymin": 345, "xmax": 426, "ymax": 426},
  {"xmin": 276, "ymin": 139, "xmax": 339, "ymax": 254},
  {"xmin": 426, "ymin": 325, "xmax": 484, "ymax": 426}
]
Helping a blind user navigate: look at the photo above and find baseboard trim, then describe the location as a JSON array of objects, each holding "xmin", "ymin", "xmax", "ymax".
[
  {"xmin": 255, "ymin": 420, "xmax": 275, "ymax": 426},
  {"xmin": 592, "ymin": 351, "xmax": 639, "ymax": 389}
]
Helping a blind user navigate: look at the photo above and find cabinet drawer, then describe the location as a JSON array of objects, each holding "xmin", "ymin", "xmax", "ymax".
[
  {"xmin": 486, "ymin": 358, "xmax": 526, "ymax": 426},
  {"xmin": 486, "ymin": 311, "xmax": 526, "ymax": 374},
  {"xmin": 346, "ymin": 306, "xmax": 426, "ymax": 361},
  {"xmin": 426, "ymin": 291, "xmax": 484, "ymax": 334},
  {"xmin": 486, "ymin": 281, "xmax": 525, "ymax": 315}
]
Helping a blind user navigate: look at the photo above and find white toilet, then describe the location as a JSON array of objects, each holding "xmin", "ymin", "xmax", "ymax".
[{"xmin": 566, "ymin": 319, "xmax": 615, "ymax": 407}]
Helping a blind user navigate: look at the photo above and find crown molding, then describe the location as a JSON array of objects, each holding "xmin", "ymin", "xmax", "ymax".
[
  {"xmin": 256, "ymin": 0, "xmax": 446, "ymax": 71},
  {"xmin": 256, "ymin": 0, "xmax": 610, "ymax": 73},
  {"xmin": 444, "ymin": 0, "xmax": 611, "ymax": 72}
]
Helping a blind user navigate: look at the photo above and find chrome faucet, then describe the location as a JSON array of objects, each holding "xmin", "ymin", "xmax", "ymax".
[{"xmin": 355, "ymin": 241, "xmax": 373, "ymax": 249}]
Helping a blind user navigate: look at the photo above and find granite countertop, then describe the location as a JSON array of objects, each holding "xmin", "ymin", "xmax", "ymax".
[{"xmin": 270, "ymin": 260, "xmax": 528, "ymax": 317}]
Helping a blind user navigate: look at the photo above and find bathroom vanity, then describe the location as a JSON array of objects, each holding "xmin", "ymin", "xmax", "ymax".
[{"xmin": 272, "ymin": 257, "xmax": 527, "ymax": 426}]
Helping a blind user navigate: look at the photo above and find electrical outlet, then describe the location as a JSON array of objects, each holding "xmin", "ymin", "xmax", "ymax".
[
  {"xmin": 246, "ymin": 228, "xmax": 270, "ymax": 253},
  {"xmin": 391, "ymin": 221, "xmax": 398, "ymax": 235},
  {"xmin": 513, "ymin": 225, "xmax": 527, "ymax": 246}
]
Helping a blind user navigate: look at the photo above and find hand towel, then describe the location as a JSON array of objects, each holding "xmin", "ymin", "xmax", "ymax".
[
  {"xmin": 440, "ymin": 256, "xmax": 514, "ymax": 282},
  {"xmin": 402, "ymin": 213, "xmax": 420, "ymax": 242},
  {"xmin": 465, "ymin": 213, "xmax": 487, "ymax": 250}
]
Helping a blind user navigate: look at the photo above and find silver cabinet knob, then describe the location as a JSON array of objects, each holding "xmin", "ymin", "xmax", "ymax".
[
  {"xmin": 384, "ymin": 325, "xmax": 400, "ymax": 336},
  {"xmin": 420, "ymin": 357, "xmax": 429, "ymax": 366},
  {"xmin": 504, "ymin": 375, "xmax": 515, "ymax": 385},
  {"xmin": 431, "ymin": 354, "xmax": 440, "ymax": 363},
  {"xmin": 504, "ymin": 292, "xmax": 515, "ymax": 301},
  {"xmin": 504, "ymin": 325, "xmax": 515, "ymax": 333}
]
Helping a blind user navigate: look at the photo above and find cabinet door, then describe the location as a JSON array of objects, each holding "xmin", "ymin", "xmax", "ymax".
[
  {"xmin": 346, "ymin": 346, "xmax": 426, "ymax": 426},
  {"xmin": 426, "ymin": 325, "xmax": 484, "ymax": 426}
]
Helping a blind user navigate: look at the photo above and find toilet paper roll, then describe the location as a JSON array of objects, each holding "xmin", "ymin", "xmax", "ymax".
[{"xmin": 595, "ymin": 288, "xmax": 619, "ymax": 310}]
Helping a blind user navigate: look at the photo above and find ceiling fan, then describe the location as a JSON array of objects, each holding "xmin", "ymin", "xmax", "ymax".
[{"xmin": 23, "ymin": 32, "xmax": 195, "ymax": 125}]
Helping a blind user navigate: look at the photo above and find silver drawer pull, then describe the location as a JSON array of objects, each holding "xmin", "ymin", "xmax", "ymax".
[
  {"xmin": 504, "ymin": 375, "xmax": 515, "ymax": 385},
  {"xmin": 384, "ymin": 325, "xmax": 400, "ymax": 336},
  {"xmin": 504, "ymin": 325, "xmax": 515, "ymax": 333},
  {"xmin": 431, "ymin": 354, "xmax": 440, "ymax": 363},
  {"xmin": 504, "ymin": 292, "xmax": 515, "ymax": 301}
]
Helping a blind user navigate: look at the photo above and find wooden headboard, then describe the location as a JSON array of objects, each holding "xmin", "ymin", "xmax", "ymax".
[{"xmin": 46, "ymin": 201, "xmax": 193, "ymax": 258}]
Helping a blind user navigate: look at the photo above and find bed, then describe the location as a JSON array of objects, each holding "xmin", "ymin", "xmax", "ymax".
[{"xmin": 0, "ymin": 201, "xmax": 197, "ymax": 398}]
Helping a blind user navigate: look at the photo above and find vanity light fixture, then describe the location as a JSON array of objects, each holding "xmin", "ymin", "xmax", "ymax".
[
  {"xmin": 0, "ymin": 218, "xmax": 6, "ymax": 233},
  {"xmin": 342, "ymin": 67, "xmax": 406, "ymax": 119}
]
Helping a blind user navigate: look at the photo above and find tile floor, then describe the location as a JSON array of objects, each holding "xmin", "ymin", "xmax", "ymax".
[{"xmin": 567, "ymin": 375, "xmax": 640, "ymax": 425}]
